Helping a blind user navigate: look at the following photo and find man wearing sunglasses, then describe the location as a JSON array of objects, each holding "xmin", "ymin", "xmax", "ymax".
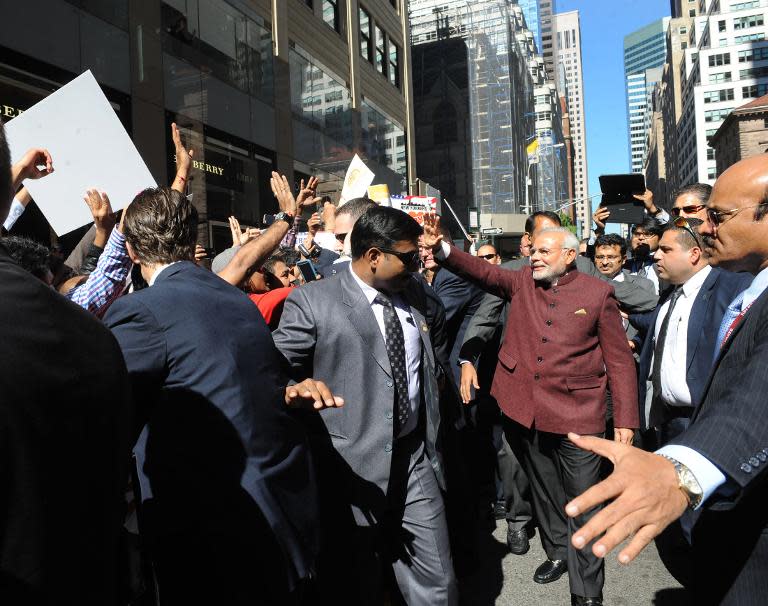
[
  {"xmin": 274, "ymin": 205, "xmax": 457, "ymax": 605},
  {"xmin": 669, "ymin": 183, "xmax": 712, "ymax": 222},
  {"xmin": 566, "ymin": 155, "xmax": 768, "ymax": 605}
]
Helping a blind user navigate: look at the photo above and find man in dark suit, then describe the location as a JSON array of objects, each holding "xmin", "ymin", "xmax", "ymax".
[
  {"xmin": 103, "ymin": 187, "xmax": 339, "ymax": 605},
  {"xmin": 424, "ymin": 217, "xmax": 639, "ymax": 606},
  {"xmin": 274, "ymin": 206, "xmax": 457, "ymax": 605},
  {"xmin": 0, "ymin": 130, "xmax": 134, "ymax": 604},
  {"xmin": 567, "ymin": 155, "xmax": 768, "ymax": 605}
]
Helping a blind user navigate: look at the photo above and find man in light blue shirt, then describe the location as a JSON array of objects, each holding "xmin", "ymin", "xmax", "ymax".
[{"xmin": 564, "ymin": 154, "xmax": 768, "ymax": 605}]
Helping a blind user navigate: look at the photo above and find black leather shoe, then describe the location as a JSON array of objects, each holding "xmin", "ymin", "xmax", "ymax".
[
  {"xmin": 571, "ymin": 595, "xmax": 603, "ymax": 606},
  {"xmin": 493, "ymin": 501, "xmax": 508, "ymax": 520},
  {"xmin": 533, "ymin": 559, "xmax": 567, "ymax": 584},
  {"xmin": 506, "ymin": 527, "xmax": 530, "ymax": 555}
]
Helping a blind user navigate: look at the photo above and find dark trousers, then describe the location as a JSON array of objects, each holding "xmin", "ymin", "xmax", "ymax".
[{"xmin": 504, "ymin": 419, "xmax": 605, "ymax": 598}]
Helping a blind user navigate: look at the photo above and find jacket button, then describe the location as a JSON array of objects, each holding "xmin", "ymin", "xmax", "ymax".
[
  {"xmin": 537, "ymin": 356, "xmax": 543, "ymax": 363},
  {"xmin": 386, "ymin": 411, "xmax": 393, "ymax": 420},
  {"xmin": 534, "ymin": 373, "xmax": 540, "ymax": 380},
  {"xmin": 740, "ymin": 463, "xmax": 753, "ymax": 473},
  {"xmin": 546, "ymin": 320, "xmax": 552, "ymax": 326},
  {"xmin": 750, "ymin": 456, "xmax": 760, "ymax": 467},
  {"xmin": 385, "ymin": 443, "xmax": 392, "ymax": 453},
  {"xmin": 542, "ymin": 337, "xmax": 548, "ymax": 343},
  {"xmin": 386, "ymin": 380, "xmax": 393, "ymax": 388}
]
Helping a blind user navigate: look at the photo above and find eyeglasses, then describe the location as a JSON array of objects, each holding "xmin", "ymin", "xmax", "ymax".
[
  {"xmin": 632, "ymin": 231, "xmax": 658, "ymax": 240},
  {"xmin": 673, "ymin": 216, "xmax": 701, "ymax": 247},
  {"xmin": 377, "ymin": 247, "xmax": 420, "ymax": 269},
  {"xmin": 478, "ymin": 253, "xmax": 498, "ymax": 260},
  {"xmin": 670, "ymin": 204, "xmax": 706, "ymax": 217},
  {"xmin": 706, "ymin": 203, "xmax": 768, "ymax": 227}
]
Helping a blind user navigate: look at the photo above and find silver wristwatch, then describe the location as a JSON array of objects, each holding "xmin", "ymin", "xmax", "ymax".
[{"xmin": 660, "ymin": 455, "xmax": 703, "ymax": 510}]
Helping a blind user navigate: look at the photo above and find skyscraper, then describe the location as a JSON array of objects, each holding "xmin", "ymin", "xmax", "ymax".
[
  {"xmin": 541, "ymin": 0, "xmax": 558, "ymax": 79},
  {"xmin": 518, "ymin": 0, "xmax": 543, "ymax": 51},
  {"xmin": 624, "ymin": 18, "xmax": 671, "ymax": 173},
  {"xmin": 554, "ymin": 10, "xmax": 589, "ymax": 230}
]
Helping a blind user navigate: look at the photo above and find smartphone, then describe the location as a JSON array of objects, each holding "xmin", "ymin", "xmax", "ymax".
[
  {"xmin": 297, "ymin": 259, "xmax": 319, "ymax": 282},
  {"xmin": 262, "ymin": 213, "xmax": 275, "ymax": 226}
]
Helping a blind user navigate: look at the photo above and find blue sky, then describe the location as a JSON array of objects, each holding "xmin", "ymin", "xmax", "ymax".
[{"xmin": 555, "ymin": 0, "xmax": 671, "ymax": 210}]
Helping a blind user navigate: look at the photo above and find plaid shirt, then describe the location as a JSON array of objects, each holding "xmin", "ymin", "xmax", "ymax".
[{"xmin": 66, "ymin": 227, "xmax": 132, "ymax": 317}]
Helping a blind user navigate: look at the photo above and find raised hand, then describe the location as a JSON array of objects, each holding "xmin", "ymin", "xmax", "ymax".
[
  {"xmin": 12, "ymin": 148, "xmax": 54, "ymax": 189},
  {"xmin": 296, "ymin": 176, "xmax": 319, "ymax": 210},
  {"xmin": 285, "ymin": 379, "xmax": 344, "ymax": 411},
  {"xmin": 633, "ymin": 189, "xmax": 656, "ymax": 213},
  {"xmin": 270, "ymin": 171, "xmax": 298, "ymax": 217},
  {"xmin": 593, "ymin": 207, "xmax": 610, "ymax": 232},
  {"xmin": 307, "ymin": 211, "xmax": 322, "ymax": 236},
  {"xmin": 565, "ymin": 434, "xmax": 688, "ymax": 565},
  {"xmin": 194, "ymin": 244, "xmax": 208, "ymax": 265},
  {"xmin": 171, "ymin": 122, "xmax": 194, "ymax": 193},
  {"xmin": 84, "ymin": 189, "xmax": 116, "ymax": 231},
  {"xmin": 421, "ymin": 214, "xmax": 444, "ymax": 252}
]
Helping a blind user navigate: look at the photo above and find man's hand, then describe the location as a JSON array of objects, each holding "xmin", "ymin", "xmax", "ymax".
[
  {"xmin": 422, "ymin": 214, "xmax": 444, "ymax": 252},
  {"xmin": 593, "ymin": 207, "xmax": 610, "ymax": 232},
  {"xmin": 460, "ymin": 362, "xmax": 480, "ymax": 404},
  {"xmin": 296, "ymin": 176, "xmax": 319, "ymax": 210},
  {"xmin": 84, "ymin": 189, "xmax": 116, "ymax": 247},
  {"xmin": 12, "ymin": 148, "xmax": 53, "ymax": 189},
  {"xmin": 565, "ymin": 433, "xmax": 688, "ymax": 565},
  {"xmin": 633, "ymin": 189, "xmax": 658, "ymax": 215},
  {"xmin": 228, "ymin": 216, "xmax": 259, "ymax": 247},
  {"xmin": 613, "ymin": 427, "xmax": 634, "ymax": 445},
  {"xmin": 321, "ymin": 201, "xmax": 336, "ymax": 232},
  {"xmin": 171, "ymin": 122, "xmax": 194, "ymax": 193},
  {"xmin": 194, "ymin": 244, "xmax": 208, "ymax": 265},
  {"xmin": 270, "ymin": 172, "xmax": 298, "ymax": 217},
  {"xmin": 307, "ymin": 212, "xmax": 322, "ymax": 236},
  {"xmin": 627, "ymin": 340, "xmax": 636, "ymax": 352},
  {"xmin": 285, "ymin": 379, "xmax": 344, "ymax": 410}
]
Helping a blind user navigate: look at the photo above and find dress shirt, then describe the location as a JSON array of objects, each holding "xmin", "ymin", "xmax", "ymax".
[
  {"xmin": 149, "ymin": 262, "xmax": 181, "ymax": 286},
  {"xmin": 3, "ymin": 197, "xmax": 25, "ymax": 231},
  {"xmin": 350, "ymin": 266, "xmax": 422, "ymax": 437},
  {"xmin": 65, "ymin": 227, "xmax": 133, "ymax": 318},
  {"xmin": 651, "ymin": 265, "xmax": 711, "ymax": 407},
  {"xmin": 657, "ymin": 265, "xmax": 768, "ymax": 508}
]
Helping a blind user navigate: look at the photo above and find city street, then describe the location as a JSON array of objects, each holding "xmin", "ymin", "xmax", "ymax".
[{"xmin": 459, "ymin": 519, "xmax": 686, "ymax": 605}]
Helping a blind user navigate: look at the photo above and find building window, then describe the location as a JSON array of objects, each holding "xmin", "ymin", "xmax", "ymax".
[
  {"xmin": 740, "ymin": 65, "xmax": 768, "ymax": 78},
  {"xmin": 322, "ymin": 0, "xmax": 340, "ymax": 33},
  {"xmin": 359, "ymin": 7, "xmax": 372, "ymax": 63},
  {"xmin": 735, "ymin": 32, "xmax": 766, "ymax": 42},
  {"xmin": 388, "ymin": 39, "xmax": 400, "ymax": 88},
  {"xmin": 742, "ymin": 83, "xmax": 768, "ymax": 97},
  {"xmin": 731, "ymin": 1, "xmax": 760, "ymax": 9},
  {"xmin": 710, "ymin": 71, "xmax": 732, "ymax": 83},
  {"xmin": 704, "ymin": 88, "xmax": 735, "ymax": 103},
  {"xmin": 739, "ymin": 46, "xmax": 768, "ymax": 62},
  {"xmin": 709, "ymin": 53, "xmax": 731, "ymax": 66},
  {"xmin": 718, "ymin": 20, "xmax": 727, "ymax": 32},
  {"xmin": 733, "ymin": 14, "xmax": 764, "ymax": 30},
  {"xmin": 375, "ymin": 26, "xmax": 387, "ymax": 76},
  {"xmin": 707, "ymin": 148, "xmax": 716, "ymax": 160},
  {"xmin": 704, "ymin": 108, "xmax": 732, "ymax": 122}
]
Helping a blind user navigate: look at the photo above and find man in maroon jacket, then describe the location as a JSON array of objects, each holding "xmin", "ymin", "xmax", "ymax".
[{"xmin": 423, "ymin": 217, "xmax": 638, "ymax": 606}]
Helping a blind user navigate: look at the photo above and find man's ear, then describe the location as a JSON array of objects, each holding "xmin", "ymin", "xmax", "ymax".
[
  {"xmin": 690, "ymin": 246, "xmax": 703, "ymax": 265},
  {"xmin": 564, "ymin": 247, "xmax": 577, "ymax": 265},
  {"xmin": 367, "ymin": 247, "xmax": 382, "ymax": 268},
  {"xmin": 125, "ymin": 241, "xmax": 141, "ymax": 265}
]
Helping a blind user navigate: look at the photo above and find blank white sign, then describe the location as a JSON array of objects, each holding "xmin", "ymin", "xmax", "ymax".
[{"xmin": 5, "ymin": 70, "xmax": 156, "ymax": 235}]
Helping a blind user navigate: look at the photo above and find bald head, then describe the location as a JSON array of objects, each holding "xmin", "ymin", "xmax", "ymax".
[{"xmin": 700, "ymin": 154, "xmax": 768, "ymax": 274}]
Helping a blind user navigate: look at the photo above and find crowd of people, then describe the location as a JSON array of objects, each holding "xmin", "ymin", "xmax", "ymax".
[{"xmin": 1, "ymin": 116, "xmax": 767, "ymax": 606}]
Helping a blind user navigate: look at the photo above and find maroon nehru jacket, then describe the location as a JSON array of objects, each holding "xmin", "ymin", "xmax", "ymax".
[{"xmin": 443, "ymin": 244, "xmax": 639, "ymax": 435}]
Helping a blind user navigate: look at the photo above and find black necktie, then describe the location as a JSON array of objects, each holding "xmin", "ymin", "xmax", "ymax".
[
  {"xmin": 374, "ymin": 293, "xmax": 410, "ymax": 433},
  {"xmin": 651, "ymin": 287, "xmax": 683, "ymax": 416}
]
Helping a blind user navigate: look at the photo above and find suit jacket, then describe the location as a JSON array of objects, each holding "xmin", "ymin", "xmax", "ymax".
[
  {"xmin": 631, "ymin": 267, "xmax": 751, "ymax": 431},
  {"xmin": 0, "ymin": 246, "xmax": 133, "ymax": 605},
  {"xmin": 273, "ymin": 268, "xmax": 446, "ymax": 524},
  {"xmin": 460, "ymin": 256, "xmax": 658, "ymax": 365},
  {"xmin": 103, "ymin": 262, "xmax": 318, "ymax": 588},
  {"xmin": 430, "ymin": 267, "xmax": 485, "ymax": 385},
  {"xmin": 444, "ymin": 246, "xmax": 639, "ymax": 434},
  {"xmin": 669, "ymin": 281, "xmax": 768, "ymax": 604}
]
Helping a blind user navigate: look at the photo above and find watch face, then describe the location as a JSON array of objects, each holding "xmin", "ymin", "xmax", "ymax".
[{"xmin": 681, "ymin": 468, "xmax": 703, "ymax": 496}]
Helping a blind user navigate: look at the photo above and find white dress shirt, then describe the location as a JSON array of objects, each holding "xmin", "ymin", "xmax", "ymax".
[
  {"xmin": 148, "ymin": 262, "xmax": 181, "ymax": 286},
  {"xmin": 651, "ymin": 265, "xmax": 711, "ymax": 407},
  {"xmin": 3, "ymin": 197, "xmax": 25, "ymax": 231},
  {"xmin": 350, "ymin": 266, "xmax": 422, "ymax": 437}
]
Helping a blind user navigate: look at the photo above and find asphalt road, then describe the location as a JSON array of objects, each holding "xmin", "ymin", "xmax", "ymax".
[{"xmin": 458, "ymin": 519, "xmax": 687, "ymax": 605}]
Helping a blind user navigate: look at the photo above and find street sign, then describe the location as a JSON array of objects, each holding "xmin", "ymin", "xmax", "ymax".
[{"xmin": 481, "ymin": 227, "xmax": 504, "ymax": 236}]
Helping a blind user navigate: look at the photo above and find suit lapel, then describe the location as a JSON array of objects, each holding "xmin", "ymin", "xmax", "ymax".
[
  {"xmin": 341, "ymin": 269, "xmax": 392, "ymax": 378},
  {"xmin": 686, "ymin": 270, "xmax": 718, "ymax": 372},
  {"xmin": 404, "ymin": 288, "xmax": 435, "ymax": 371}
]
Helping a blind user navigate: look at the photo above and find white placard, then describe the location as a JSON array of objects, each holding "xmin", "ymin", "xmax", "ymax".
[
  {"xmin": 5, "ymin": 71, "xmax": 156, "ymax": 235},
  {"xmin": 338, "ymin": 154, "xmax": 374, "ymax": 206}
]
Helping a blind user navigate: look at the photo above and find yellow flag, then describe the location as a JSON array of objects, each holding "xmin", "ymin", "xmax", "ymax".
[{"xmin": 526, "ymin": 138, "xmax": 539, "ymax": 158}]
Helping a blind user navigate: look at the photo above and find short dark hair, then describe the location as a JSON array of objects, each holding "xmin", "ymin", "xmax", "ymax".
[
  {"xmin": 122, "ymin": 187, "xmax": 198, "ymax": 265},
  {"xmin": 275, "ymin": 247, "xmax": 300, "ymax": 267},
  {"xmin": 336, "ymin": 197, "xmax": 376, "ymax": 224},
  {"xmin": 632, "ymin": 217, "xmax": 664, "ymax": 238},
  {"xmin": 1, "ymin": 236, "xmax": 51, "ymax": 282},
  {"xmin": 672, "ymin": 183, "xmax": 712, "ymax": 206},
  {"xmin": 525, "ymin": 211, "xmax": 561, "ymax": 234},
  {"xmin": 663, "ymin": 217, "xmax": 704, "ymax": 250},
  {"xmin": 594, "ymin": 233, "xmax": 627, "ymax": 257},
  {"xmin": 0, "ymin": 122, "xmax": 12, "ymax": 219},
  {"xmin": 262, "ymin": 255, "xmax": 284, "ymax": 276},
  {"xmin": 351, "ymin": 206, "xmax": 423, "ymax": 259}
]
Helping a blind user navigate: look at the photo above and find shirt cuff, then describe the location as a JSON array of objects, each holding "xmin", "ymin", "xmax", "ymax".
[
  {"xmin": 656, "ymin": 444, "xmax": 727, "ymax": 509},
  {"xmin": 654, "ymin": 209, "xmax": 670, "ymax": 224},
  {"xmin": 3, "ymin": 198, "xmax": 25, "ymax": 231},
  {"xmin": 434, "ymin": 241, "xmax": 451, "ymax": 261},
  {"xmin": 458, "ymin": 359, "xmax": 472, "ymax": 365}
]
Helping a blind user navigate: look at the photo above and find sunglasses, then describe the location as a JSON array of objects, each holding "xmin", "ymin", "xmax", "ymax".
[
  {"xmin": 673, "ymin": 217, "xmax": 701, "ymax": 246},
  {"xmin": 706, "ymin": 203, "xmax": 768, "ymax": 227},
  {"xmin": 478, "ymin": 253, "xmax": 498, "ymax": 260},
  {"xmin": 670, "ymin": 204, "xmax": 706, "ymax": 217},
  {"xmin": 377, "ymin": 247, "xmax": 420, "ymax": 269}
]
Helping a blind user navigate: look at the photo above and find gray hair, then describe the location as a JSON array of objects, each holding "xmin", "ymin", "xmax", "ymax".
[{"xmin": 536, "ymin": 227, "xmax": 580, "ymax": 251}]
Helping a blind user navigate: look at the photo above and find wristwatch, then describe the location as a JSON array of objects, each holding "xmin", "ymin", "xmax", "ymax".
[
  {"xmin": 274, "ymin": 211, "xmax": 294, "ymax": 226},
  {"xmin": 660, "ymin": 455, "xmax": 703, "ymax": 510}
]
